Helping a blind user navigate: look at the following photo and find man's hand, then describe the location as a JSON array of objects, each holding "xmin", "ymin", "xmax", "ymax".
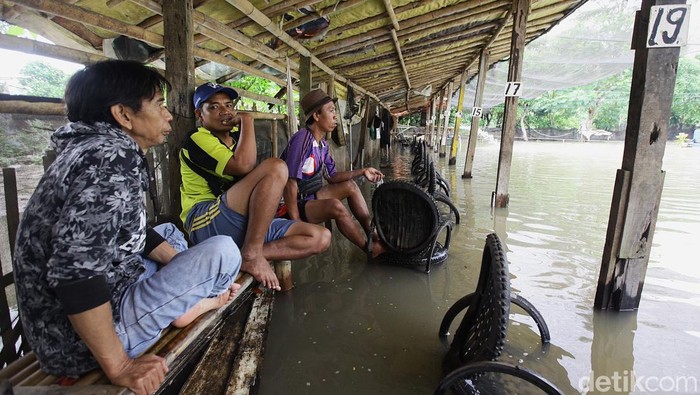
[
  {"xmin": 363, "ymin": 167, "xmax": 384, "ymax": 183},
  {"xmin": 232, "ymin": 112, "xmax": 253, "ymax": 129},
  {"xmin": 108, "ymin": 353, "xmax": 168, "ymax": 395}
]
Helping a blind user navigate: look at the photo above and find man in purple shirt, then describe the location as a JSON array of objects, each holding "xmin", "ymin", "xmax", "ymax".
[{"xmin": 280, "ymin": 89, "xmax": 385, "ymax": 256}]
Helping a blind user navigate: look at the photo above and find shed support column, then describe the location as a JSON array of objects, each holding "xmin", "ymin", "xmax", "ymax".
[
  {"xmin": 595, "ymin": 0, "xmax": 683, "ymax": 311},
  {"xmin": 163, "ymin": 0, "xmax": 195, "ymax": 224},
  {"xmin": 426, "ymin": 98, "xmax": 433, "ymax": 145},
  {"xmin": 449, "ymin": 70, "xmax": 468, "ymax": 165},
  {"xmin": 493, "ymin": 0, "xmax": 529, "ymax": 208},
  {"xmin": 299, "ymin": 55, "xmax": 312, "ymax": 124},
  {"xmin": 433, "ymin": 88, "xmax": 445, "ymax": 149},
  {"xmin": 463, "ymin": 49, "xmax": 489, "ymax": 179},
  {"xmin": 439, "ymin": 81, "xmax": 454, "ymax": 157}
]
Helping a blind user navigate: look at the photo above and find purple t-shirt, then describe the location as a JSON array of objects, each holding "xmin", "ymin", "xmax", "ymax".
[{"xmin": 281, "ymin": 128, "xmax": 337, "ymax": 184}]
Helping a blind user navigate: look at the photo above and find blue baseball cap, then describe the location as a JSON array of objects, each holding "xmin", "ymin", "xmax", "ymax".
[{"xmin": 193, "ymin": 82, "xmax": 239, "ymax": 109}]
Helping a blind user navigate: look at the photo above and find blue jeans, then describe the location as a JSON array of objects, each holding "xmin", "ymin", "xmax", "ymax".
[{"xmin": 115, "ymin": 223, "xmax": 241, "ymax": 357}]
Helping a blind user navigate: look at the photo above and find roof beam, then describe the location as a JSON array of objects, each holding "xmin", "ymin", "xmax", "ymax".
[
  {"xmin": 16, "ymin": 0, "xmax": 288, "ymax": 86},
  {"xmin": 225, "ymin": 0, "xmax": 386, "ymax": 107}
]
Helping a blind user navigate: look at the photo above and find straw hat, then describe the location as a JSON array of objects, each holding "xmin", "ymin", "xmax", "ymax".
[{"xmin": 300, "ymin": 89, "xmax": 337, "ymax": 123}]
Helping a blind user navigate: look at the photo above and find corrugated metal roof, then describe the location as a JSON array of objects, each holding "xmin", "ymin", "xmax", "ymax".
[{"xmin": 4, "ymin": 0, "xmax": 588, "ymax": 113}]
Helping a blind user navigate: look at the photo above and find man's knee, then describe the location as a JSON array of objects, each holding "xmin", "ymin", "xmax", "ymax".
[
  {"xmin": 328, "ymin": 199, "xmax": 350, "ymax": 219},
  {"xmin": 316, "ymin": 227, "xmax": 332, "ymax": 253},
  {"xmin": 202, "ymin": 235, "xmax": 242, "ymax": 273},
  {"xmin": 260, "ymin": 157, "xmax": 288, "ymax": 180}
]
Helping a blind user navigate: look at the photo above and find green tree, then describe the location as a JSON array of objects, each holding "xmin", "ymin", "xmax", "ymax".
[
  {"xmin": 19, "ymin": 61, "xmax": 70, "ymax": 98},
  {"xmin": 671, "ymin": 55, "xmax": 700, "ymax": 128}
]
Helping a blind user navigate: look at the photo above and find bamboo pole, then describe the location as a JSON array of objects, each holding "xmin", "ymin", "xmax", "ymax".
[
  {"xmin": 0, "ymin": 35, "xmax": 107, "ymax": 65},
  {"xmin": 390, "ymin": 29, "xmax": 411, "ymax": 95},
  {"xmin": 0, "ymin": 101, "xmax": 65, "ymax": 115},
  {"xmin": 382, "ymin": 0, "xmax": 401, "ymax": 31},
  {"xmin": 286, "ymin": 57, "xmax": 298, "ymax": 136}
]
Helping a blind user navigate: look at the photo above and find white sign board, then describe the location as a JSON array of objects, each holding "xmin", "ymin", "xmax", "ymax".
[
  {"xmin": 647, "ymin": 5, "xmax": 690, "ymax": 48},
  {"xmin": 504, "ymin": 81, "xmax": 522, "ymax": 97},
  {"xmin": 471, "ymin": 107, "xmax": 483, "ymax": 117}
]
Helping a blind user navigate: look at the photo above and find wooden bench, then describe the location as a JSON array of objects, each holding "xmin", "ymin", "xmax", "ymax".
[
  {"xmin": 0, "ymin": 273, "xmax": 278, "ymax": 394},
  {"xmin": 1, "ymin": 153, "xmax": 286, "ymax": 394}
]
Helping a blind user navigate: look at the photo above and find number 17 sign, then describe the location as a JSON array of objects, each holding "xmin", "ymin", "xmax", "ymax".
[{"xmin": 647, "ymin": 5, "xmax": 690, "ymax": 48}]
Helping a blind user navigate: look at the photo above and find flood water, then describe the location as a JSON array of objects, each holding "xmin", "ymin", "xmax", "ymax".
[{"xmin": 258, "ymin": 140, "xmax": 700, "ymax": 394}]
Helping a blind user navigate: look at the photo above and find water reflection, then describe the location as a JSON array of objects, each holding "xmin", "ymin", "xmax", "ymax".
[
  {"xmin": 259, "ymin": 141, "xmax": 700, "ymax": 394},
  {"xmin": 586, "ymin": 310, "xmax": 636, "ymax": 395}
]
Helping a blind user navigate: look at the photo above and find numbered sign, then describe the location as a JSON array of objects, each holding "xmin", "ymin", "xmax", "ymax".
[
  {"xmin": 471, "ymin": 107, "xmax": 483, "ymax": 117},
  {"xmin": 647, "ymin": 5, "xmax": 690, "ymax": 48},
  {"xmin": 504, "ymin": 81, "xmax": 522, "ymax": 97}
]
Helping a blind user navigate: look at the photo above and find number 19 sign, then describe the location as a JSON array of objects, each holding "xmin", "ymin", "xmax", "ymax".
[{"xmin": 647, "ymin": 5, "xmax": 690, "ymax": 48}]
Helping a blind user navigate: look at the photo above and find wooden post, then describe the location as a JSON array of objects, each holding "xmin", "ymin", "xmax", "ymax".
[
  {"xmin": 2, "ymin": 168, "xmax": 19, "ymax": 259},
  {"xmin": 493, "ymin": 0, "xmax": 530, "ymax": 208},
  {"xmin": 299, "ymin": 55, "xmax": 312, "ymax": 124},
  {"xmin": 425, "ymin": 97, "xmax": 433, "ymax": 145},
  {"xmin": 286, "ymin": 57, "xmax": 298, "ymax": 136},
  {"xmin": 463, "ymin": 49, "xmax": 489, "ymax": 179},
  {"xmin": 354, "ymin": 96, "xmax": 371, "ymax": 167},
  {"xmin": 595, "ymin": 0, "xmax": 685, "ymax": 311},
  {"xmin": 163, "ymin": 0, "xmax": 195, "ymax": 224},
  {"xmin": 433, "ymin": 88, "xmax": 445, "ymax": 149},
  {"xmin": 271, "ymin": 120, "xmax": 278, "ymax": 158},
  {"xmin": 439, "ymin": 81, "xmax": 454, "ymax": 157},
  {"xmin": 274, "ymin": 260, "xmax": 293, "ymax": 292},
  {"xmin": 449, "ymin": 70, "xmax": 468, "ymax": 165}
]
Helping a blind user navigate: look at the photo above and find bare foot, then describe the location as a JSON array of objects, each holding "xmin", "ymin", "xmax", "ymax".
[
  {"xmin": 371, "ymin": 239, "xmax": 388, "ymax": 258},
  {"xmin": 241, "ymin": 254, "xmax": 281, "ymax": 291},
  {"xmin": 172, "ymin": 286, "xmax": 236, "ymax": 328}
]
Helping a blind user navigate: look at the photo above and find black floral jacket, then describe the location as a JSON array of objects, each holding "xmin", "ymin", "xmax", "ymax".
[{"xmin": 12, "ymin": 121, "xmax": 150, "ymax": 376}]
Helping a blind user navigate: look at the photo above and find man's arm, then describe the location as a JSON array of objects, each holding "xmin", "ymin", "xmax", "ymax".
[
  {"xmin": 224, "ymin": 112, "xmax": 256, "ymax": 176},
  {"xmin": 68, "ymin": 303, "xmax": 168, "ymax": 395},
  {"xmin": 327, "ymin": 167, "xmax": 384, "ymax": 184},
  {"xmin": 282, "ymin": 178, "xmax": 301, "ymax": 220},
  {"xmin": 146, "ymin": 241, "xmax": 178, "ymax": 265}
]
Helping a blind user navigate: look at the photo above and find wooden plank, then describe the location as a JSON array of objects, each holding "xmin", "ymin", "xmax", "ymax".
[
  {"xmin": 163, "ymin": 0, "xmax": 195, "ymax": 223},
  {"xmin": 179, "ymin": 294, "xmax": 252, "ymax": 394},
  {"xmin": 225, "ymin": 291, "xmax": 274, "ymax": 395},
  {"xmin": 0, "ymin": 353, "xmax": 35, "ymax": 381},
  {"xmin": 494, "ymin": 0, "xmax": 531, "ymax": 208},
  {"xmin": 13, "ymin": 386, "xmax": 127, "ymax": 394}
]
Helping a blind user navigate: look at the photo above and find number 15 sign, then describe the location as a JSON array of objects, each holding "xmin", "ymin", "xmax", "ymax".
[{"xmin": 647, "ymin": 5, "xmax": 690, "ymax": 48}]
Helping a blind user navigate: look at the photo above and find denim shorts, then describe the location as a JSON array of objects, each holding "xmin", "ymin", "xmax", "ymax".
[{"xmin": 186, "ymin": 193, "xmax": 296, "ymax": 247}]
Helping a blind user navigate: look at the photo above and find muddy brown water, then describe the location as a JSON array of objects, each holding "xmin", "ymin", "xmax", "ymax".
[{"xmin": 258, "ymin": 141, "xmax": 700, "ymax": 395}]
